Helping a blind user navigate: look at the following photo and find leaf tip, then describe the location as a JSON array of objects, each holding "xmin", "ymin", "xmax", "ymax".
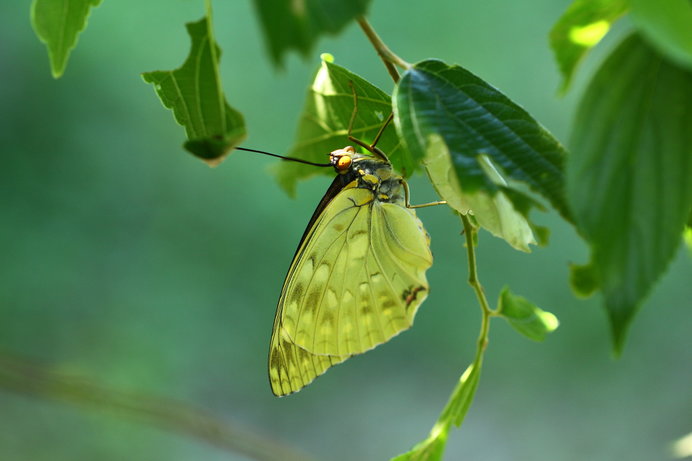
[{"xmin": 607, "ymin": 303, "xmax": 636, "ymax": 357}]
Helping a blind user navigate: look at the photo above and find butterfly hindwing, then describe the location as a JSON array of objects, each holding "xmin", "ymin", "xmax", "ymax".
[{"xmin": 268, "ymin": 168, "xmax": 432, "ymax": 396}]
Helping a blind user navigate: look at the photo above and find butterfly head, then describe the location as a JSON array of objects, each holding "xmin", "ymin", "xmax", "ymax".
[
  {"xmin": 329, "ymin": 146, "xmax": 356, "ymax": 174},
  {"xmin": 329, "ymin": 145, "xmax": 392, "ymax": 175}
]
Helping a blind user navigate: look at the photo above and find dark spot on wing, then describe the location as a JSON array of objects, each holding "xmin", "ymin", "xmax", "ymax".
[{"xmin": 402, "ymin": 286, "xmax": 426, "ymax": 308}]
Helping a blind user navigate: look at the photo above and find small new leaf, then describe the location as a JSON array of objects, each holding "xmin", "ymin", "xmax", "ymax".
[
  {"xmin": 549, "ymin": 0, "xmax": 628, "ymax": 93},
  {"xmin": 276, "ymin": 56, "xmax": 406, "ymax": 194},
  {"xmin": 142, "ymin": 15, "xmax": 246, "ymax": 166},
  {"xmin": 497, "ymin": 287, "xmax": 559, "ymax": 342},
  {"xmin": 394, "ymin": 59, "xmax": 571, "ymax": 228},
  {"xmin": 31, "ymin": 0, "xmax": 103, "ymax": 78},
  {"xmin": 253, "ymin": 0, "xmax": 371, "ymax": 66},
  {"xmin": 567, "ymin": 33, "xmax": 692, "ymax": 353},
  {"xmin": 391, "ymin": 363, "xmax": 481, "ymax": 461}
]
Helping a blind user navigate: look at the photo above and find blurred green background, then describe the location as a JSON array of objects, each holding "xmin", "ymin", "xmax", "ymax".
[{"xmin": 1, "ymin": 1, "xmax": 690, "ymax": 460}]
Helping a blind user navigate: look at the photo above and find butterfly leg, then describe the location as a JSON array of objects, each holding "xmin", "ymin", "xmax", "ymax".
[
  {"xmin": 402, "ymin": 180, "xmax": 447, "ymax": 209},
  {"xmin": 347, "ymin": 81, "xmax": 391, "ymax": 162}
]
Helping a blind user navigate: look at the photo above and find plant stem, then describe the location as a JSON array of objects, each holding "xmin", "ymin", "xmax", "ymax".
[
  {"xmin": 356, "ymin": 17, "xmax": 411, "ymax": 83},
  {"xmin": 461, "ymin": 213, "xmax": 496, "ymax": 354},
  {"xmin": 0, "ymin": 351, "xmax": 315, "ymax": 461}
]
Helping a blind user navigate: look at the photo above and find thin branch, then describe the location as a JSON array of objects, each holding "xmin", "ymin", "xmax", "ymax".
[
  {"xmin": 356, "ymin": 17, "xmax": 410, "ymax": 83},
  {"xmin": 461, "ymin": 213, "xmax": 496, "ymax": 349},
  {"xmin": 0, "ymin": 351, "xmax": 315, "ymax": 461}
]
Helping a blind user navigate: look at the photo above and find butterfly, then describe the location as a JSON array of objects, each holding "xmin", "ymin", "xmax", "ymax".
[{"xmin": 265, "ymin": 112, "xmax": 436, "ymax": 396}]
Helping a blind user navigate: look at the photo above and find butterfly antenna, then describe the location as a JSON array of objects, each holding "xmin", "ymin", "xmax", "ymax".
[
  {"xmin": 346, "ymin": 81, "xmax": 391, "ymax": 163},
  {"xmin": 235, "ymin": 147, "xmax": 332, "ymax": 167}
]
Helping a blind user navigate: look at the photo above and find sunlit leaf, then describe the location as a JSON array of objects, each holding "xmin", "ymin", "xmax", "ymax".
[
  {"xmin": 276, "ymin": 55, "xmax": 405, "ymax": 195},
  {"xmin": 684, "ymin": 226, "xmax": 692, "ymax": 257},
  {"xmin": 142, "ymin": 13, "xmax": 246, "ymax": 166},
  {"xmin": 567, "ymin": 33, "xmax": 692, "ymax": 353},
  {"xmin": 423, "ymin": 135, "xmax": 537, "ymax": 252},
  {"xmin": 549, "ymin": 0, "xmax": 628, "ymax": 93},
  {"xmin": 252, "ymin": 0, "xmax": 370, "ymax": 66},
  {"xmin": 629, "ymin": 0, "xmax": 692, "ymax": 70},
  {"xmin": 31, "ymin": 0, "xmax": 103, "ymax": 78},
  {"xmin": 394, "ymin": 59, "xmax": 571, "ymax": 225},
  {"xmin": 497, "ymin": 287, "xmax": 559, "ymax": 342},
  {"xmin": 672, "ymin": 431, "xmax": 692, "ymax": 459}
]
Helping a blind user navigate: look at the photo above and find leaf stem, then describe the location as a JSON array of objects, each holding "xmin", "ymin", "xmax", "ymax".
[
  {"xmin": 391, "ymin": 216, "xmax": 498, "ymax": 459},
  {"xmin": 461, "ymin": 212, "xmax": 496, "ymax": 333},
  {"xmin": 451, "ymin": 213, "xmax": 495, "ymax": 424},
  {"xmin": 356, "ymin": 17, "xmax": 411, "ymax": 83}
]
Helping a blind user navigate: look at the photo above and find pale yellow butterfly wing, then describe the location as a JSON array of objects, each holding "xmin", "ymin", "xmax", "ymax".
[
  {"xmin": 268, "ymin": 323, "xmax": 348, "ymax": 396},
  {"xmin": 269, "ymin": 182, "xmax": 432, "ymax": 396}
]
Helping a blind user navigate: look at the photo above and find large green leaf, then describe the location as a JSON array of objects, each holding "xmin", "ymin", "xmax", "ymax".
[
  {"xmin": 567, "ymin": 33, "xmax": 692, "ymax": 352},
  {"xmin": 252, "ymin": 0, "xmax": 370, "ymax": 66},
  {"xmin": 394, "ymin": 59, "xmax": 571, "ymax": 226},
  {"xmin": 549, "ymin": 0, "xmax": 628, "ymax": 93},
  {"xmin": 275, "ymin": 55, "xmax": 406, "ymax": 195},
  {"xmin": 142, "ymin": 14, "xmax": 246, "ymax": 166},
  {"xmin": 31, "ymin": 0, "xmax": 103, "ymax": 78},
  {"xmin": 629, "ymin": 0, "xmax": 692, "ymax": 70}
]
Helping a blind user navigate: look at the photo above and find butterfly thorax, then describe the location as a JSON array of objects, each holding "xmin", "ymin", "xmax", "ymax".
[{"xmin": 330, "ymin": 146, "xmax": 405, "ymax": 205}]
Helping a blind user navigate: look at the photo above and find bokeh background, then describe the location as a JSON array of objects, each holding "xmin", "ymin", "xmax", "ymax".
[{"xmin": 1, "ymin": 1, "xmax": 690, "ymax": 460}]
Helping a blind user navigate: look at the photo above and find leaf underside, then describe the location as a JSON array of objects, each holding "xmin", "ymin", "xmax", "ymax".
[{"xmin": 567, "ymin": 33, "xmax": 692, "ymax": 352}]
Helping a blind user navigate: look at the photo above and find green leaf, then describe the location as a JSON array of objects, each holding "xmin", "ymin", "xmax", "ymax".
[
  {"xmin": 497, "ymin": 287, "xmax": 559, "ymax": 342},
  {"xmin": 423, "ymin": 135, "xmax": 538, "ymax": 252},
  {"xmin": 31, "ymin": 0, "xmax": 103, "ymax": 78},
  {"xmin": 394, "ymin": 59, "xmax": 571, "ymax": 225},
  {"xmin": 629, "ymin": 0, "xmax": 692, "ymax": 71},
  {"xmin": 567, "ymin": 33, "xmax": 692, "ymax": 353},
  {"xmin": 684, "ymin": 226, "xmax": 692, "ymax": 257},
  {"xmin": 276, "ymin": 55, "xmax": 406, "ymax": 195},
  {"xmin": 549, "ymin": 0, "xmax": 628, "ymax": 93},
  {"xmin": 142, "ymin": 13, "xmax": 246, "ymax": 166},
  {"xmin": 252, "ymin": 0, "xmax": 371, "ymax": 66},
  {"xmin": 569, "ymin": 263, "xmax": 599, "ymax": 298},
  {"xmin": 390, "ymin": 436, "xmax": 446, "ymax": 461},
  {"xmin": 392, "ymin": 363, "xmax": 481, "ymax": 461}
]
